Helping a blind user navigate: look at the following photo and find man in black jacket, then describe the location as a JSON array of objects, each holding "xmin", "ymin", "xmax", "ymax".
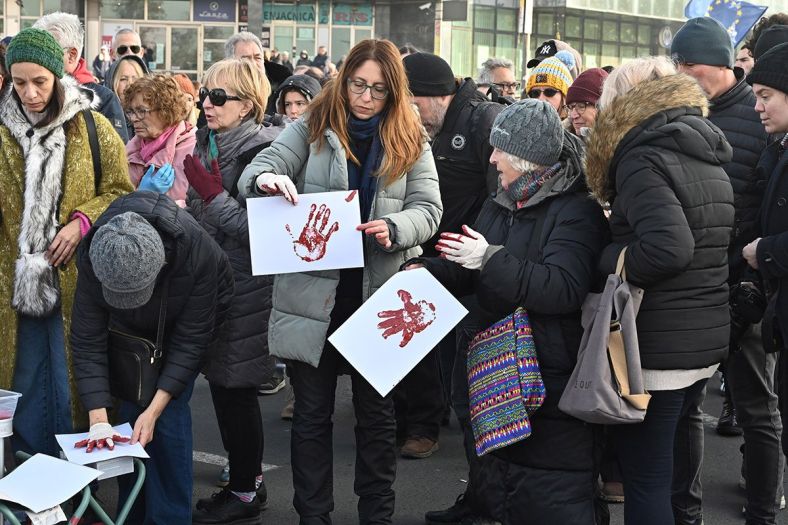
[
  {"xmin": 71, "ymin": 192, "xmax": 233, "ymax": 524},
  {"xmin": 673, "ymin": 17, "xmax": 781, "ymax": 525}
]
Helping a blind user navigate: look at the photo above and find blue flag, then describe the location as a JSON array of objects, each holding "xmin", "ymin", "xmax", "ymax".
[{"xmin": 684, "ymin": 0, "xmax": 768, "ymax": 46}]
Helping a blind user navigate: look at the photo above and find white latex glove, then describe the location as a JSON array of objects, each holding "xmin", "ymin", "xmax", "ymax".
[
  {"xmin": 435, "ymin": 225, "xmax": 489, "ymax": 270},
  {"xmin": 74, "ymin": 422, "xmax": 130, "ymax": 452},
  {"xmin": 256, "ymin": 172, "xmax": 299, "ymax": 204}
]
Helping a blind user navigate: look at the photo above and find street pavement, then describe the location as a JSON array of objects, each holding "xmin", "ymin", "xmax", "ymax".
[{"xmin": 94, "ymin": 372, "xmax": 786, "ymax": 524}]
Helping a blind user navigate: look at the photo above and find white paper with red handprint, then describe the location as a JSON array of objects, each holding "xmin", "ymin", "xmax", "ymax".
[
  {"xmin": 247, "ymin": 190, "xmax": 364, "ymax": 275},
  {"xmin": 328, "ymin": 268, "xmax": 468, "ymax": 396}
]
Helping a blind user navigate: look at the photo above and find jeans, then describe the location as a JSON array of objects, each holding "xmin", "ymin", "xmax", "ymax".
[
  {"xmin": 671, "ymin": 385, "xmax": 706, "ymax": 525},
  {"xmin": 117, "ymin": 378, "xmax": 196, "ymax": 525},
  {"xmin": 12, "ymin": 308, "xmax": 72, "ymax": 456},
  {"xmin": 393, "ymin": 338, "xmax": 445, "ymax": 442},
  {"xmin": 612, "ymin": 379, "xmax": 708, "ymax": 525},
  {"xmin": 289, "ymin": 346, "xmax": 396, "ymax": 525}
]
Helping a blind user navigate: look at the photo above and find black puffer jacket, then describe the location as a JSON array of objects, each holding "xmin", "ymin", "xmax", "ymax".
[
  {"xmin": 422, "ymin": 78, "xmax": 503, "ymax": 257},
  {"xmin": 585, "ymin": 74, "xmax": 735, "ymax": 370},
  {"xmin": 71, "ymin": 192, "xmax": 234, "ymax": 410},
  {"xmin": 707, "ymin": 70, "xmax": 768, "ymax": 283},
  {"xmin": 188, "ymin": 116, "xmax": 285, "ymax": 388}
]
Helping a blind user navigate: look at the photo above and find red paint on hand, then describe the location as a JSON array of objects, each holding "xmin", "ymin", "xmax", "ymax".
[
  {"xmin": 285, "ymin": 203, "xmax": 340, "ymax": 262},
  {"xmin": 377, "ymin": 289, "xmax": 437, "ymax": 347}
]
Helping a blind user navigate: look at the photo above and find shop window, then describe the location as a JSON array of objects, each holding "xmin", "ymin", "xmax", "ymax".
[
  {"xmin": 637, "ymin": 46, "xmax": 651, "ymax": 57},
  {"xmin": 275, "ymin": 26, "xmax": 294, "ymax": 55},
  {"xmin": 601, "ymin": 43, "xmax": 618, "ymax": 66},
  {"xmin": 474, "ymin": 6, "xmax": 495, "ymax": 31},
  {"xmin": 171, "ymin": 27, "xmax": 198, "ymax": 70},
  {"xmin": 566, "ymin": 16, "xmax": 581, "ymax": 39},
  {"xmin": 537, "ymin": 13, "xmax": 555, "ymax": 36},
  {"xmin": 204, "ymin": 27, "xmax": 236, "ymax": 40},
  {"xmin": 584, "ymin": 18, "xmax": 601, "ymax": 40},
  {"xmin": 355, "ymin": 29, "xmax": 372, "ymax": 43},
  {"xmin": 637, "ymin": 0, "xmax": 652, "ymax": 16},
  {"xmin": 602, "ymin": 20, "xmax": 618, "ymax": 42},
  {"xmin": 203, "ymin": 41, "xmax": 225, "ymax": 70},
  {"xmin": 296, "ymin": 27, "xmax": 315, "ymax": 57},
  {"xmin": 496, "ymin": 34, "xmax": 516, "ymax": 62},
  {"xmin": 620, "ymin": 45, "xmax": 637, "ymax": 62},
  {"xmin": 669, "ymin": 0, "xmax": 684, "ymax": 19},
  {"xmin": 583, "ymin": 42, "xmax": 601, "ymax": 68},
  {"xmin": 101, "ymin": 1, "xmax": 144, "ymax": 19},
  {"xmin": 496, "ymin": 8, "xmax": 517, "ymax": 32},
  {"xmin": 589, "ymin": 0, "xmax": 616, "ymax": 9},
  {"xmin": 621, "ymin": 22, "xmax": 635, "ymax": 44},
  {"xmin": 474, "ymin": 31, "xmax": 495, "ymax": 69},
  {"xmin": 331, "ymin": 27, "xmax": 351, "ymax": 62},
  {"xmin": 638, "ymin": 24, "xmax": 651, "ymax": 46},
  {"xmin": 618, "ymin": 0, "xmax": 633, "ymax": 11},
  {"xmin": 149, "ymin": 1, "xmax": 190, "ymax": 21},
  {"xmin": 21, "ymin": 1, "xmax": 39, "ymax": 16}
]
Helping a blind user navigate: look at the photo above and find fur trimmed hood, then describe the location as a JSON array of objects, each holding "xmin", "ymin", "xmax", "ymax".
[{"xmin": 584, "ymin": 74, "xmax": 730, "ymax": 202}]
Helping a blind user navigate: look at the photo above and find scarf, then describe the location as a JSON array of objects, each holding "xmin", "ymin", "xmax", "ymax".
[
  {"xmin": 207, "ymin": 129, "xmax": 219, "ymax": 162},
  {"xmin": 347, "ymin": 114, "xmax": 383, "ymax": 221},
  {"xmin": 506, "ymin": 162, "xmax": 563, "ymax": 209},
  {"xmin": 140, "ymin": 124, "xmax": 179, "ymax": 164}
]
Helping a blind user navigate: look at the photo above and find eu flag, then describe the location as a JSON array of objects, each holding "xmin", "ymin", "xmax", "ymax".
[{"xmin": 684, "ymin": 0, "xmax": 768, "ymax": 46}]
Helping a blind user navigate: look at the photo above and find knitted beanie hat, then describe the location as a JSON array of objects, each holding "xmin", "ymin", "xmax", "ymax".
[
  {"xmin": 489, "ymin": 99, "xmax": 563, "ymax": 166},
  {"xmin": 671, "ymin": 17, "xmax": 734, "ymax": 68},
  {"xmin": 525, "ymin": 51, "xmax": 574, "ymax": 97},
  {"xmin": 747, "ymin": 42, "xmax": 788, "ymax": 95},
  {"xmin": 567, "ymin": 68, "xmax": 608, "ymax": 106},
  {"xmin": 753, "ymin": 25, "xmax": 788, "ymax": 60},
  {"xmin": 403, "ymin": 52, "xmax": 456, "ymax": 96},
  {"xmin": 89, "ymin": 212, "xmax": 166, "ymax": 310},
  {"xmin": 5, "ymin": 28, "xmax": 64, "ymax": 78}
]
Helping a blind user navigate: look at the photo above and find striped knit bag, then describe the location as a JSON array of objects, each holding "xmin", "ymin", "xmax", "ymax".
[{"xmin": 467, "ymin": 308, "xmax": 545, "ymax": 456}]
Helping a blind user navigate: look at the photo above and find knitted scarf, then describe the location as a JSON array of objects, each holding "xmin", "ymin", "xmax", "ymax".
[
  {"xmin": 347, "ymin": 114, "xmax": 382, "ymax": 221},
  {"xmin": 506, "ymin": 162, "xmax": 563, "ymax": 209}
]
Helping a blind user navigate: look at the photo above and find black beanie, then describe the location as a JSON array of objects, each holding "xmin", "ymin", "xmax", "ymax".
[
  {"xmin": 747, "ymin": 42, "xmax": 788, "ymax": 94},
  {"xmin": 754, "ymin": 25, "xmax": 788, "ymax": 60},
  {"xmin": 671, "ymin": 17, "xmax": 734, "ymax": 68},
  {"xmin": 403, "ymin": 53, "xmax": 456, "ymax": 96}
]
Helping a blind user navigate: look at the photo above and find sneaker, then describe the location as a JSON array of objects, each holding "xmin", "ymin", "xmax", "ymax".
[
  {"xmin": 599, "ymin": 481, "xmax": 625, "ymax": 503},
  {"xmin": 258, "ymin": 375, "xmax": 286, "ymax": 395},
  {"xmin": 716, "ymin": 399, "xmax": 743, "ymax": 436},
  {"xmin": 401, "ymin": 436, "xmax": 439, "ymax": 459},
  {"xmin": 280, "ymin": 385, "xmax": 295, "ymax": 421},
  {"xmin": 193, "ymin": 489, "xmax": 262, "ymax": 524},
  {"xmin": 425, "ymin": 493, "xmax": 474, "ymax": 523},
  {"xmin": 217, "ymin": 463, "xmax": 230, "ymax": 487}
]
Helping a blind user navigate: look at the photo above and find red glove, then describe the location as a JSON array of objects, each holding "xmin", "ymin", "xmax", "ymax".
[{"xmin": 184, "ymin": 154, "xmax": 224, "ymax": 204}]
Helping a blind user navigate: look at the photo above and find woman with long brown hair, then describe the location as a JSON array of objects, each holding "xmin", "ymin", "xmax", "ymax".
[{"xmin": 238, "ymin": 38, "xmax": 442, "ymax": 524}]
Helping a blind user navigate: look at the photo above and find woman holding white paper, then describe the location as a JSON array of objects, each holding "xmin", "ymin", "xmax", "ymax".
[{"xmin": 237, "ymin": 38, "xmax": 442, "ymax": 525}]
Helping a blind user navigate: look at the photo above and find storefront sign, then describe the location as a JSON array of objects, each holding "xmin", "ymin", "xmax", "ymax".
[
  {"xmin": 332, "ymin": 4, "xmax": 373, "ymax": 26},
  {"xmin": 193, "ymin": 0, "xmax": 236, "ymax": 22},
  {"xmin": 263, "ymin": 4, "xmax": 316, "ymax": 23}
]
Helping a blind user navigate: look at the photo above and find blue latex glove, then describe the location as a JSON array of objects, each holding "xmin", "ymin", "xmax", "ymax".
[{"xmin": 137, "ymin": 163, "xmax": 175, "ymax": 194}]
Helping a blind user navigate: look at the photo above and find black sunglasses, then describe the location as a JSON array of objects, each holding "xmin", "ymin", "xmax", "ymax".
[
  {"xmin": 116, "ymin": 45, "xmax": 141, "ymax": 55},
  {"xmin": 528, "ymin": 88, "xmax": 560, "ymax": 99},
  {"xmin": 199, "ymin": 87, "xmax": 242, "ymax": 107}
]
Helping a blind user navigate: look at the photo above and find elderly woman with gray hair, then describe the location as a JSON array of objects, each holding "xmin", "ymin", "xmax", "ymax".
[{"xmin": 409, "ymin": 99, "xmax": 608, "ymax": 523}]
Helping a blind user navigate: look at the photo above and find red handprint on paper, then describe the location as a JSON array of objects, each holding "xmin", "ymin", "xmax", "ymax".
[
  {"xmin": 285, "ymin": 203, "xmax": 340, "ymax": 262},
  {"xmin": 377, "ymin": 290, "xmax": 437, "ymax": 348}
]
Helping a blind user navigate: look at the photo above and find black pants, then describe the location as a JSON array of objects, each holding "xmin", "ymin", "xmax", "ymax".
[
  {"xmin": 209, "ymin": 383, "xmax": 263, "ymax": 492},
  {"xmin": 289, "ymin": 345, "xmax": 397, "ymax": 525}
]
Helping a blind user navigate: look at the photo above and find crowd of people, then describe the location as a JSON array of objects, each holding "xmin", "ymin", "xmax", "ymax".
[{"xmin": 1, "ymin": 8, "xmax": 788, "ymax": 525}]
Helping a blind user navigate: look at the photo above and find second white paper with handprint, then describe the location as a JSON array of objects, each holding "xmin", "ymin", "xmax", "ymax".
[{"xmin": 247, "ymin": 190, "xmax": 364, "ymax": 275}]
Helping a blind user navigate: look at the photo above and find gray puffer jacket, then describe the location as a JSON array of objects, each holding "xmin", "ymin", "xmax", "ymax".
[
  {"xmin": 237, "ymin": 117, "xmax": 442, "ymax": 367},
  {"xmin": 188, "ymin": 116, "xmax": 285, "ymax": 387}
]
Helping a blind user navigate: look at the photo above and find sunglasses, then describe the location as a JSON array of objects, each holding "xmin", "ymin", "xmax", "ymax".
[
  {"xmin": 528, "ymin": 88, "xmax": 560, "ymax": 99},
  {"xmin": 116, "ymin": 45, "xmax": 141, "ymax": 55},
  {"xmin": 199, "ymin": 87, "xmax": 242, "ymax": 107}
]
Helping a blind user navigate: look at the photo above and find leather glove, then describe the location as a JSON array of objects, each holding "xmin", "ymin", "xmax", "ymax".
[
  {"xmin": 74, "ymin": 422, "xmax": 131, "ymax": 453},
  {"xmin": 184, "ymin": 155, "xmax": 224, "ymax": 204},
  {"xmin": 255, "ymin": 172, "xmax": 298, "ymax": 204},
  {"xmin": 435, "ymin": 225, "xmax": 489, "ymax": 270},
  {"xmin": 138, "ymin": 163, "xmax": 175, "ymax": 194}
]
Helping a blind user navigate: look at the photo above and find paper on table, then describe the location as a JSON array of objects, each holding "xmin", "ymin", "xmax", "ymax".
[
  {"xmin": 56, "ymin": 422, "xmax": 149, "ymax": 465},
  {"xmin": 0, "ymin": 454, "xmax": 99, "ymax": 513},
  {"xmin": 328, "ymin": 268, "xmax": 468, "ymax": 396},
  {"xmin": 247, "ymin": 190, "xmax": 364, "ymax": 275}
]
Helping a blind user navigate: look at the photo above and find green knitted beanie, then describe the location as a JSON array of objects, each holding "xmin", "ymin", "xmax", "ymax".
[{"xmin": 5, "ymin": 28, "xmax": 64, "ymax": 78}]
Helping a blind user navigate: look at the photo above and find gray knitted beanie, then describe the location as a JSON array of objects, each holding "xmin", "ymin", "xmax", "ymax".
[
  {"xmin": 89, "ymin": 212, "xmax": 165, "ymax": 310},
  {"xmin": 489, "ymin": 99, "xmax": 563, "ymax": 166}
]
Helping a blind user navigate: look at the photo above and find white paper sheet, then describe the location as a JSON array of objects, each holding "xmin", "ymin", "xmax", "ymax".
[
  {"xmin": 0, "ymin": 454, "xmax": 99, "ymax": 513},
  {"xmin": 328, "ymin": 268, "xmax": 468, "ymax": 396},
  {"xmin": 55, "ymin": 423, "xmax": 149, "ymax": 465},
  {"xmin": 247, "ymin": 190, "xmax": 365, "ymax": 275}
]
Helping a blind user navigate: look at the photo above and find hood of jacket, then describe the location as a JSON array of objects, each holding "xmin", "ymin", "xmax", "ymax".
[
  {"xmin": 274, "ymin": 74, "xmax": 322, "ymax": 113},
  {"xmin": 585, "ymin": 74, "xmax": 731, "ymax": 202},
  {"xmin": 710, "ymin": 67, "xmax": 751, "ymax": 113},
  {"xmin": 106, "ymin": 55, "xmax": 150, "ymax": 94}
]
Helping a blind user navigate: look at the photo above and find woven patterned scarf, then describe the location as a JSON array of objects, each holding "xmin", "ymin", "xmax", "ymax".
[{"xmin": 505, "ymin": 162, "xmax": 563, "ymax": 208}]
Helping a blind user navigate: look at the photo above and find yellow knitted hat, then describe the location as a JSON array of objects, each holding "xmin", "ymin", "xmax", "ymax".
[{"xmin": 526, "ymin": 51, "xmax": 574, "ymax": 97}]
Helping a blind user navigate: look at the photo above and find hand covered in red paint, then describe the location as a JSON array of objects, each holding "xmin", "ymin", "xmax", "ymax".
[
  {"xmin": 377, "ymin": 290, "xmax": 436, "ymax": 347},
  {"xmin": 184, "ymin": 154, "xmax": 224, "ymax": 204},
  {"xmin": 74, "ymin": 422, "xmax": 130, "ymax": 453},
  {"xmin": 256, "ymin": 172, "xmax": 298, "ymax": 204},
  {"xmin": 286, "ymin": 203, "xmax": 340, "ymax": 262},
  {"xmin": 435, "ymin": 225, "xmax": 489, "ymax": 270}
]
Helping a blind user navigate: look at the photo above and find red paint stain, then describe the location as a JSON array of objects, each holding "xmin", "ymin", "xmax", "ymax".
[
  {"xmin": 285, "ymin": 203, "xmax": 340, "ymax": 262},
  {"xmin": 345, "ymin": 189, "xmax": 358, "ymax": 202},
  {"xmin": 377, "ymin": 289, "xmax": 437, "ymax": 347}
]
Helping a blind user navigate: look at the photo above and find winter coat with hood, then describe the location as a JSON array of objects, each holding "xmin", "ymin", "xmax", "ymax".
[
  {"xmin": 0, "ymin": 77, "xmax": 133, "ymax": 422},
  {"xmin": 71, "ymin": 192, "xmax": 234, "ymax": 411},
  {"xmin": 415, "ymin": 130, "xmax": 608, "ymax": 523},
  {"xmin": 585, "ymin": 73, "xmax": 735, "ymax": 371},
  {"xmin": 236, "ymin": 117, "xmax": 443, "ymax": 367},
  {"xmin": 187, "ymin": 116, "xmax": 286, "ymax": 388}
]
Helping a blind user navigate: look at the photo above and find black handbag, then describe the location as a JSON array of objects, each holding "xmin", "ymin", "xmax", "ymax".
[{"xmin": 107, "ymin": 278, "xmax": 169, "ymax": 408}]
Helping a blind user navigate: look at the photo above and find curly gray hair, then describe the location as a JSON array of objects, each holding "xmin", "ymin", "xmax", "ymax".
[{"xmin": 477, "ymin": 57, "xmax": 514, "ymax": 86}]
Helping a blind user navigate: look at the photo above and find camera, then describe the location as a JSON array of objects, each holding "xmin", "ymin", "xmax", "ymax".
[{"xmin": 729, "ymin": 281, "xmax": 767, "ymax": 345}]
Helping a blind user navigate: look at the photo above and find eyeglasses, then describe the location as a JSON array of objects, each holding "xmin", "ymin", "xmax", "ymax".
[
  {"xmin": 347, "ymin": 78, "xmax": 389, "ymax": 100},
  {"xmin": 116, "ymin": 45, "xmax": 141, "ymax": 55},
  {"xmin": 493, "ymin": 81, "xmax": 520, "ymax": 91},
  {"xmin": 567, "ymin": 102, "xmax": 593, "ymax": 115},
  {"xmin": 125, "ymin": 107, "xmax": 154, "ymax": 120},
  {"xmin": 199, "ymin": 87, "xmax": 243, "ymax": 107},
  {"xmin": 528, "ymin": 88, "xmax": 560, "ymax": 99}
]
